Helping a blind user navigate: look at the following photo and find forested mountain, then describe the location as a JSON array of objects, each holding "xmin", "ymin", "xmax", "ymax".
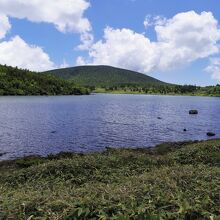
[
  {"xmin": 44, "ymin": 65, "xmax": 167, "ymax": 87},
  {"xmin": 1, "ymin": 64, "xmax": 219, "ymax": 96},
  {"xmin": 45, "ymin": 65, "xmax": 220, "ymax": 96},
  {"xmin": 0, "ymin": 65, "xmax": 89, "ymax": 95}
]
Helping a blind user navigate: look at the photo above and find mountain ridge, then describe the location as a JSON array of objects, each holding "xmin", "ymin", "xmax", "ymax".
[{"xmin": 44, "ymin": 65, "xmax": 168, "ymax": 87}]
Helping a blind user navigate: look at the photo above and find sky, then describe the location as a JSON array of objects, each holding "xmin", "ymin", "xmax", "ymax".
[{"xmin": 0, "ymin": 0, "xmax": 220, "ymax": 86}]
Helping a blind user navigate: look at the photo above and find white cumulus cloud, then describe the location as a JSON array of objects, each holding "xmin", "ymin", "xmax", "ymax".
[
  {"xmin": 0, "ymin": 36, "xmax": 55, "ymax": 71},
  {"xmin": 156, "ymin": 11, "xmax": 220, "ymax": 70},
  {"xmin": 0, "ymin": 0, "xmax": 93, "ymax": 71},
  {"xmin": 77, "ymin": 27, "xmax": 158, "ymax": 73},
  {"xmin": 205, "ymin": 57, "xmax": 220, "ymax": 80},
  {"xmin": 0, "ymin": 0, "xmax": 91, "ymax": 33},
  {"xmin": 0, "ymin": 13, "xmax": 11, "ymax": 39},
  {"xmin": 78, "ymin": 11, "xmax": 220, "ymax": 80}
]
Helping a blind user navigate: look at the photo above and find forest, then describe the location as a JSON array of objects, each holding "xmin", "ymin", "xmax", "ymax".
[
  {"xmin": 1, "ymin": 64, "xmax": 220, "ymax": 97},
  {"xmin": 0, "ymin": 65, "xmax": 89, "ymax": 96},
  {"xmin": 46, "ymin": 65, "xmax": 220, "ymax": 96},
  {"xmin": 96, "ymin": 84, "xmax": 220, "ymax": 96}
]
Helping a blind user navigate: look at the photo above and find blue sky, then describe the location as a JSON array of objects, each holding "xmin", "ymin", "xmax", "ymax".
[{"xmin": 0, "ymin": 0, "xmax": 220, "ymax": 85}]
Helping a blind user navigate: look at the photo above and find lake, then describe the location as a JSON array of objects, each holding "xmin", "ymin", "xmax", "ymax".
[{"xmin": 0, "ymin": 94, "xmax": 220, "ymax": 160}]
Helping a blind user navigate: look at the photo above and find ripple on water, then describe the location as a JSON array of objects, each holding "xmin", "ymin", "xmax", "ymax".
[{"xmin": 0, "ymin": 94, "xmax": 219, "ymax": 160}]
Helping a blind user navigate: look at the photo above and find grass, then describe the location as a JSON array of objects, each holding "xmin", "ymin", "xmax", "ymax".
[
  {"xmin": 94, "ymin": 88, "xmax": 146, "ymax": 94},
  {"xmin": 0, "ymin": 139, "xmax": 220, "ymax": 219},
  {"xmin": 94, "ymin": 88, "xmax": 220, "ymax": 97}
]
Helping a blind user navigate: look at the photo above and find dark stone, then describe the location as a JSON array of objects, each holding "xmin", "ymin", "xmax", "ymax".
[
  {"xmin": 189, "ymin": 110, "xmax": 198, "ymax": 115},
  {"xmin": 183, "ymin": 129, "xmax": 187, "ymax": 132},
  {"xmin": 207, "ymin": 132, "xmax": 216, "ymax": 137}
]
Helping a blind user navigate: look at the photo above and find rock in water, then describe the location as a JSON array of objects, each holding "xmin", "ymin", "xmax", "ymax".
[
  {"xmin": 189, "ymin": 110, "xmax": 198, "ymax": 115},
  {"xmin": 207, "ymin": 132, "xmax": 216, "ymax": 137}
]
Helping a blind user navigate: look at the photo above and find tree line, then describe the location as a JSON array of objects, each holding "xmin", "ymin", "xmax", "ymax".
[
  {"xmin": 0, "ymin": 65, "xmax": 89, "ymax": 96},
  {"xmin": 94, "ymin": 84, "xmax": 220, "ymax": 96}
]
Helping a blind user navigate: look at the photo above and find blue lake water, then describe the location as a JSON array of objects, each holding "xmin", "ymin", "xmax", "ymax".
[{"xmin": 0, "ymin": 94, "xmax": 220, "ymax": 160}]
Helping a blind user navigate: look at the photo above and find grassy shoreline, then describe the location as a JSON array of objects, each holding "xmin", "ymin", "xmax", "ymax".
[
  {"xmin": 94, "ymin": 88, "xmax": 220, "ymax": 97},
  {"xmin": 0, "ymin": 139, "xmax": 220, "ymax": 219}
]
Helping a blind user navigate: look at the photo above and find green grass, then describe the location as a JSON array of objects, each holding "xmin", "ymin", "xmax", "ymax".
[
  {"xmin": 0, "ymin": 139, "xmax": 220, "ymax": 219},
  {"xmin": 94, "ymin": 88, "xmax": 146, "ymax": 94},
  {"xmin": 94, "ymin": 87, "xmax": 220, "ymax": 97}
]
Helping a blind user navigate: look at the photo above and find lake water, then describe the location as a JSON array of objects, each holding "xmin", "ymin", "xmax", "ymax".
[{"xmin": 0, "ymin": 94, "xmax": 220, "ymax": 160}]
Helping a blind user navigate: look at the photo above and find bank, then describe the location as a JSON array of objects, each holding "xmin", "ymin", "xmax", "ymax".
[{"xmin": 0, "ymin": 139, "xmax": 220, "ymax": 219}]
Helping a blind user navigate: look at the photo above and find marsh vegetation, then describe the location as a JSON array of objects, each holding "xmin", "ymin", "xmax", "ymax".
[{"xmin": 0, "ymin": 139, "xmax": 220, "ymax": 219}]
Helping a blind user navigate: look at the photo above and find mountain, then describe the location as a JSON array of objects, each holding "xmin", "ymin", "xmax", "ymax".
[
  {"xmin": 44, "ymin": 65, "xmax": 220, "ymax": 96},
  {"xmin": 1, "ymin": 64, "xmax": 219, "ymax": 97},
  {"xmin": 44, "ymin": 65, "xmax": 167, "ymax": 87},
  {"xmin": 0, "ymin": 65, "xmax": 89, "ymax": 95}
]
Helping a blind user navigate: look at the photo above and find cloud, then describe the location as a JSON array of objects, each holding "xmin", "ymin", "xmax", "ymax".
[
  {"xmin": 143, "ymin": 15, "xmax": 167, "ymax": 29},
  {"xmin": 77, "ymin": 27, "xmax": 158, "ymax": 73},
  {"xmin": 205, "ymin": 57, "xmax": 220, "ymax": 80},
  {"xmin": 0, "ymin": 0, "xmax": 91, "ymax": 33},
  {"xmin": 143, "ymin": 15, "xmax": 152, "ymax": 29},
  {"xmin": 153, "ymin": 15, "xmax": 168, "ymax": 26},
  {"xmin": 0, "ymin": 0, "xmax": 93, "ymax": 71},
  {"xmin": 0, "ymin": 13, "xmax": 11, "ymax": 39},
  {"xmin": 76, "ymin": 56, "xmax": 87, "ymax": 66},
  {"xmin": 78, "ymin": 11, "xmax": 220, "ymax": 79},
  {"xmin": 77, "ymin": 32, "xmax": 94, "ymax": 50},
  {"xmin": 156, "ymin": 11, "xmax": 220, "ymax": 70},
  {"xmin": 0, "ymin": 36, "xmax": 55, "ymax": 71}
]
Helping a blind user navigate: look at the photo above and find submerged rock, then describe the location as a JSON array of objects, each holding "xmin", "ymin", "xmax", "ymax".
[
  {"xmin": 207, "ymin": 132, "xmax": 216, "ymax": 137},
  {"xmin": 0, "ymin": 152, "xmax": 6, "ymax": 157},
  {"xmin": 189, "ymin": 110, "xmax": 198, "ymax": 115}
]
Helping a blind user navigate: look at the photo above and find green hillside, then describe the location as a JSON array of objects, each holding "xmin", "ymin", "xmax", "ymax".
[
  {"xmin": 45, "ymin": 65, "xmax": 220, "ymax": 96},
  {"xmin": 44, "ymin": 65, "xmax": 167, "ymax": 87},
  {"xmin": 0, "ymin": 65, "xmax": 89, "ymax": 96}
]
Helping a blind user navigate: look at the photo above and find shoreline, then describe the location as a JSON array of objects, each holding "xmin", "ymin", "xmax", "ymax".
[
  {"xmin": 94, "ymin": 90, "xmax": 220, "ymax": 97},
  {"xmin": 0, "ymin": 92, "xmax": 220, "ymax": 98},
  {"xmin": 1, "ymin": 138, "xmax": 220, "ymax": 219},
  {"xmin": 0, "ymin": 139, "xmax": 217, "ymax": 163}
]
